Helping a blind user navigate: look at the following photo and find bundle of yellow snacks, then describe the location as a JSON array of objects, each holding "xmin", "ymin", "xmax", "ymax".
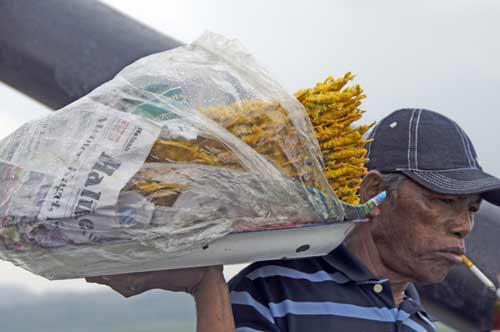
[{"xmin": 0, "ymin": 32, "xmax": 375, "ymax": 279}]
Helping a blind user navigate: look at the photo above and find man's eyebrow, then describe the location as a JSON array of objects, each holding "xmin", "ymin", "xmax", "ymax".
[
  {"xmin": 463, "ymin": 196, "xmax": 482, "ymax": 204},
  {"xmin": 427, "ymin": 192, "xmax": 458, "ymax": 199}
]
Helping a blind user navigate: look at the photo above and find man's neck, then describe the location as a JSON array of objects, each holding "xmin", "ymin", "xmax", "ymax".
[{"xmin": 344, "ymin": 225, "xmax": 410, "ymax": 307}]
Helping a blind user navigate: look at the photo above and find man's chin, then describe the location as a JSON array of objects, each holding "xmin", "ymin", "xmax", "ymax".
[{"xmin": 414, "ymin": 269, "xmax": 450, "ymax": 285}]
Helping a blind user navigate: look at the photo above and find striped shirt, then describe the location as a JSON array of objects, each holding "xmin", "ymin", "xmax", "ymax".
[{"xmin": 229, "ymin": 244, "xmax": 436, "ymax": 332}]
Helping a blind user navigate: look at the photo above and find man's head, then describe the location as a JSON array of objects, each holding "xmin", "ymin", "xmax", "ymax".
[
  {"xmin": 359, "ymin": 170, "xmax": 480, "ymax": 283},
  {"xmin": 359, "ymin": 109, "xmax": 500, "ymax": 283}
]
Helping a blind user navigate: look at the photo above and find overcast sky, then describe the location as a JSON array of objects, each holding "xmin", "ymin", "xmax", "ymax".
[{"xmin": 0, "ymin": 0, "xmax": 499, "ymax": 293}]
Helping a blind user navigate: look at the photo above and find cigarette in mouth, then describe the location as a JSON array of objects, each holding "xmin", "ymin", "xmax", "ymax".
[{"xmin": 461, "ymin": 255, "xmax": 500, "ymax": 299}]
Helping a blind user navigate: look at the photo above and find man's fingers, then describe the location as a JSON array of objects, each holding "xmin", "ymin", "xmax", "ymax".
[
  {"xmin": 83, "ymin": 266, "xmax": 222, "ymax": 296},
  {"xmin": 85, "ymin": 276, "xmax": 104, "ymax": 284},
  {"xmin": 85, "ymin": 275, "xmax": 120, "ymax": 286}
]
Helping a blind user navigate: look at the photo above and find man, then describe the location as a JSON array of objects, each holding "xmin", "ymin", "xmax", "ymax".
[{"xmin": 87, "ymin": 109, "xmax": 500, "ymax": 331}]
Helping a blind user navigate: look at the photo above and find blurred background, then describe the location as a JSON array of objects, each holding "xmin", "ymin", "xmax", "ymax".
[{"xmin": 0, "ymin": 0, "xmax": 498, "ymax": 331}]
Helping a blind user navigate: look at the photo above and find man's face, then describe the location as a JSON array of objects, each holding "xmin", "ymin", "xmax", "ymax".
[{"xmin": 371, "ymin": 178, "xmax": 481, "ymax": 284}]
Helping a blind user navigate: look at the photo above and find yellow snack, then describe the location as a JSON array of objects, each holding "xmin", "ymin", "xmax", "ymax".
[
  {"xmin": 132, "ymin": 74, "xmax": 372, "ymax": 206},
  {"xmin": 296, "ymin": 73, "xmax": 373, "ymax": 204}
]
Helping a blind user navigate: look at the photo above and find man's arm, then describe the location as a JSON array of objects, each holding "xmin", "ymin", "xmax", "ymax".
[
  {"xmin": 86, "ymin": 266, "xmax": 235, "ymax": 332},
  {"xmin": 192, "ymin": 267, "xmax": 234, "ymax": 332}
]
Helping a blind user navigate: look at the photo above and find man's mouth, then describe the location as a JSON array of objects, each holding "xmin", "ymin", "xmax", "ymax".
[{"xmin": 436, "ymin": 247, "xmax": 465, "ymax": 264}]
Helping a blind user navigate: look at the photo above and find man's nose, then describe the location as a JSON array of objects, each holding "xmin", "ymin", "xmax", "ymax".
[{"xmin": 450, "ymin": 210, "xmax": 474, "ymax": 239}]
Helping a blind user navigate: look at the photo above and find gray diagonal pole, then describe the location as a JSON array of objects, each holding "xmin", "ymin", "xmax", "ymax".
[{"xmin": 0, "ymin": 0, "xmax": 183, "ymax": 109}]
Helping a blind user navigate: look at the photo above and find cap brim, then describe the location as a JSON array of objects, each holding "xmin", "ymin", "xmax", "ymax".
[{"xmin": 399, "ymin": 168, "xmax": 500, "ymax": 206}]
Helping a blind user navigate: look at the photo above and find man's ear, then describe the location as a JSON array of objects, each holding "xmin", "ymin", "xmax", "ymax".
[{"xmin": 359, "ymin": 170, "xmax": 385, "ymax": 204}]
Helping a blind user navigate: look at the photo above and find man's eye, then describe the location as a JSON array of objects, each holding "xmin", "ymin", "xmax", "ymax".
[
  {"xmin": 469, "ymin": 205, "xmax": 479, "ymax": 213},
  {"xmin": 438, "ymin": 198, "xmax": 455, "ymax": 205}
]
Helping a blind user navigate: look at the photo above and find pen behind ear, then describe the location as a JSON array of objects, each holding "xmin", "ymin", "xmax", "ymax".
[{"xmin": 342, "ymin": 191, "xmax": 386, "ymax": 222}]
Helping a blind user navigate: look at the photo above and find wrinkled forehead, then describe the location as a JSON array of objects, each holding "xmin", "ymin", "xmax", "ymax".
[{"xmin": 402, "ymin": 176, "xmax": 482, "ymax": 202}]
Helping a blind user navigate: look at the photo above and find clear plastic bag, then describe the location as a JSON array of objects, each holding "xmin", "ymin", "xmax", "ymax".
[{"xmin": 0, "ymin": 32, "xmax": 372, "ymax": 279}]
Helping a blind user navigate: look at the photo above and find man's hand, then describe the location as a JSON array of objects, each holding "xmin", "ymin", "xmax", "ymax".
[
  {"xmin": 86, "ymin": 265, "xmax": 222, "ymax": 298},
  {"xmin": 86, "ymin": 266, "xmax": 235, "ymax": 331}
]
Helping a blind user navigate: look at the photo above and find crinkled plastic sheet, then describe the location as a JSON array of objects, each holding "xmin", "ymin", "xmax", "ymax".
[{"xmin": 0, "ymin": 32, "xmax": 352, "ymax": 279}]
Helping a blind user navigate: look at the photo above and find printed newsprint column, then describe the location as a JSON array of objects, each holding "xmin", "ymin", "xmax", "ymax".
[{"xmin": 0, "ymin": 102, "xmax": 161, "ymax": 229}]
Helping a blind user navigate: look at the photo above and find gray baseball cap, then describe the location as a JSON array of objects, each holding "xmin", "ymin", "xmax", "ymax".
[{"xmin": 365, "ymin": 108, "xmax": 500, "ymax": 206}]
